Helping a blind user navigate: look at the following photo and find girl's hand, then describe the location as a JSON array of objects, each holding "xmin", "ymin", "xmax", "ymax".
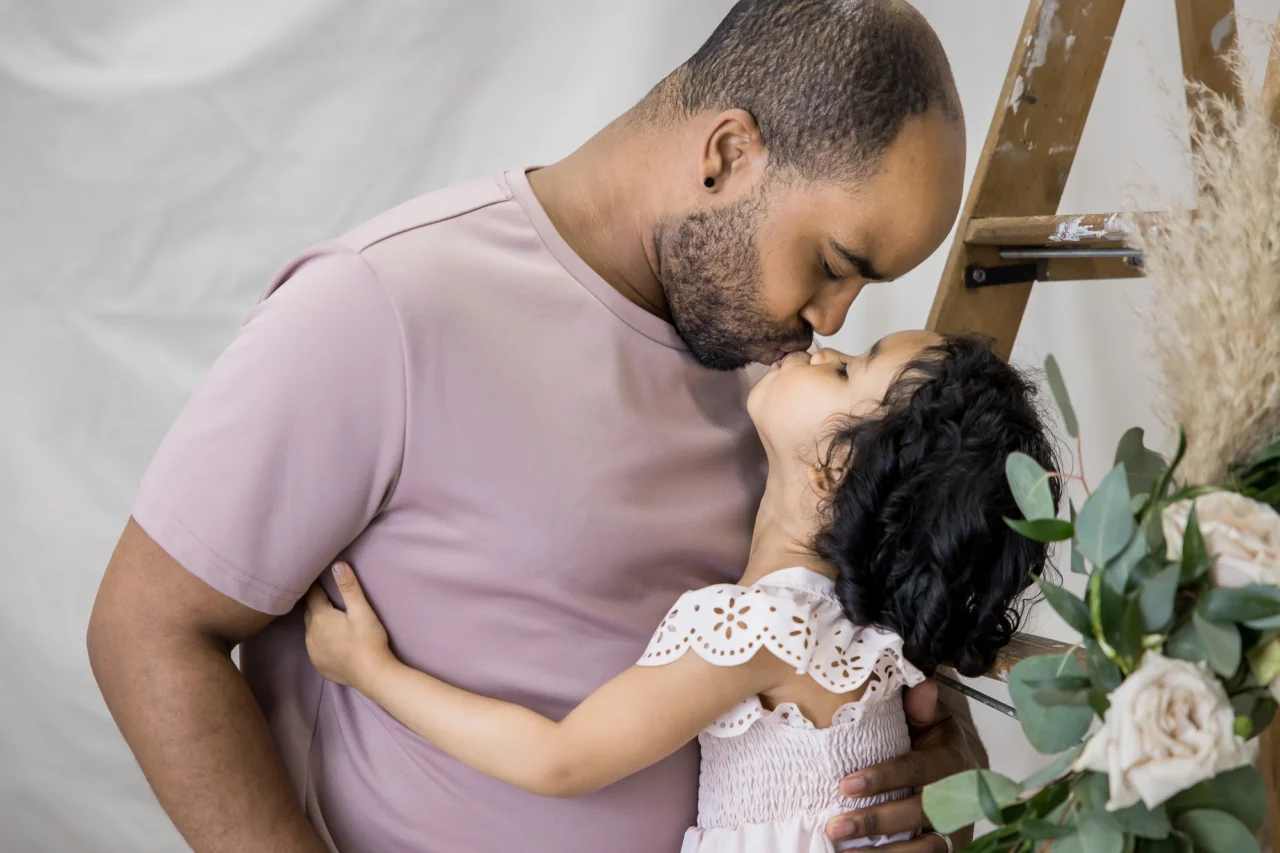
[{"xmin": 304, "ymin": 562, "xmax": 395, "ymax": 693}]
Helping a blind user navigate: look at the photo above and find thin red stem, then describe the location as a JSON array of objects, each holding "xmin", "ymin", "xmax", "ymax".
[{"xmin": 1075, "ymin": 434, "xmax": 1090, "ymax": 495}]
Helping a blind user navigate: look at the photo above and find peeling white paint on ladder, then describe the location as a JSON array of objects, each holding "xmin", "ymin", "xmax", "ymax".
[
  {"xmin": 1011, "ymin": 0, "xmax": 1060, "ymax": 114},
  {"xmin": 1048, "ymin": 214, "xmax": 1128, "ymax": 243}
]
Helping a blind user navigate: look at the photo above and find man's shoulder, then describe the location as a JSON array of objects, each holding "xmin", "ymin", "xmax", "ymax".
[
  {"xmin": 337, "ymin": 174, "xmax": 516, "ymax": 255},
  {"xmin": 260, "ymin": 173, "xmax": 533, "ymax": 312}
]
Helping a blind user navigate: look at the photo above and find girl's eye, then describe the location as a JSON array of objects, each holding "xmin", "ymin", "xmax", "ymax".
[
  {"xmin": 821, "ymin": 258, "xmax": 841, "ymax": 280},
  {"xmin": 837, "ymin": 362, "xmax": 849, "ymax": 379}
]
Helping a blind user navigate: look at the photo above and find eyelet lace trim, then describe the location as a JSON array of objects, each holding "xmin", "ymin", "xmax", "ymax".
[{"xmin": 637, "ymin": 569, "xmax": 925, "ymax": 737}]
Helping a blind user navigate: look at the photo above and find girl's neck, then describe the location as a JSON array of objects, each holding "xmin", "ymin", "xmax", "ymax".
[{"xmin": 738, "ymin": 465, "xmax": 837, "ymax": 586}]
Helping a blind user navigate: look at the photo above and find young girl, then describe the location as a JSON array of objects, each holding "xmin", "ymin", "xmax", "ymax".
[{"xmin": 304, "ymin": 330, "xmax": 1059, "ymax": 852}]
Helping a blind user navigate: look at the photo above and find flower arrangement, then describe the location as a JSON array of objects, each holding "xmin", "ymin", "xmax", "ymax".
[
  {"xmin": 921, "ymin": 48, "xmax": 1280, "ymax": 853},
  {"xmin": 921, "ymin": 375, "xmax": 1280, "ymax": 853}
]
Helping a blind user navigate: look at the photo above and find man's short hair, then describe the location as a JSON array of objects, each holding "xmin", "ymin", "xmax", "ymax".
[{"xmin": 663, "ymin": 0, "xmax": 960, "ymax": 181}]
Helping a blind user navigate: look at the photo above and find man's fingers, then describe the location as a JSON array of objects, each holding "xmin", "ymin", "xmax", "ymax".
[
  {"xmin": 868, "ymin": 830, "xmax": 956, "ymax": 853},
  {"xmin": 826, "ymin": 793, "xmax": 928, "ymax": 842},
  {"xmin": 840, "ymin": 745, "xmax": 966, "ymax": 799},
  {"xmin": 903, "ymin": 678, "xmax": 940, "ymax": 729}
]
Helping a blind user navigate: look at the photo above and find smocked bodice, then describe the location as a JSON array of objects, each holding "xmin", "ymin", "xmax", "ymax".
[{"xmin": 637, "ymin": 567, "xmax": 925, "ymax": 840}]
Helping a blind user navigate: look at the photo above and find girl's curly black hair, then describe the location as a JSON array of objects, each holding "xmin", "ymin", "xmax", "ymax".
[{"xmin": 814, "ymin": 334, "xmax": 1061, "ymax": 678}]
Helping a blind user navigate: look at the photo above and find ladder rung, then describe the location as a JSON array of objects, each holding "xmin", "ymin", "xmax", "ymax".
[
  {"xmin": 984, "ymin": 633, "xmax": 1086, "ymax": 683},
  {"xmin": 965, "ymin": 213, "xmax": 1149, "ymax": 248}
]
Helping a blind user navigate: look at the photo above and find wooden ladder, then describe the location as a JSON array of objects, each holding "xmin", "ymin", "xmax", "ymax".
[{"xmin": 929, "ymin": 1, "xmax": 1280, "ymax": 846}]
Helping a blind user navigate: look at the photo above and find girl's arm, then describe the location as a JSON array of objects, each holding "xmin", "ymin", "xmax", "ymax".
[{"xmin": 304, "ymin": 563, "xmax": 791, "ymax": 798}]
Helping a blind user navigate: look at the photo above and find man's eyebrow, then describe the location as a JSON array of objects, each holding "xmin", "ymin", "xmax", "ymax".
[
  {"xmin": 868, "ymin": 337, "xmax": 884, "ymax": 360},
  {"xmin": 832, "ymin": 242, "xmax": 891, "ymax": 282}
]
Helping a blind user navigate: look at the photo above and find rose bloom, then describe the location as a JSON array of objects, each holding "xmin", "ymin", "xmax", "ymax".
[
  {"xmin": 1162, "ymin": 491, "xmax": 1280, "ymax": 589},
  {"xmin": 1077, "ymin": 652, "xmax": 1252, "ymax": 810}
]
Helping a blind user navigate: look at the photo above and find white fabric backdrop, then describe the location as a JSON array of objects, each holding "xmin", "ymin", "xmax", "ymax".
[{"xmin": 2, "ymin": 1, "xmax": 1277, "ymax": 850}]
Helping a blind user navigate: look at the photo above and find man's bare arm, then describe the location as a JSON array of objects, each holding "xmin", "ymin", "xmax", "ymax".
[{"xmin": 87, "ymin": 519, "xmax": 328, "ymax": 853}]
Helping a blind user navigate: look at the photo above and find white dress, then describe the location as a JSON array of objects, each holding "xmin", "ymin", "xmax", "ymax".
[{"xmin": 637, "ymin": 567, "xmax": 927, "ymax": 853}]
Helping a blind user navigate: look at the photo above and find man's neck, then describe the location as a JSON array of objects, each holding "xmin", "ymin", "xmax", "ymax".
[{"xmin": 526, "ymin": 122, "xmax": 671, "ymax": 320}]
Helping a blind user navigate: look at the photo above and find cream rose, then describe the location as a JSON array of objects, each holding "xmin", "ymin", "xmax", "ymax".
[
  {"xmin": 1076, "ymin": 652, "xmax": 1252, "ymax": 810},
  {"xmin": 1161, "ymin": 491, "xmax": 1280, "ymax": 589}
]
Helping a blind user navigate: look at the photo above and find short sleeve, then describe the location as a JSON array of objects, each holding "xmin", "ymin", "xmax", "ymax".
[
  {"xmin": 131, "ymin": 246, "xmax": 407, "ymax": 615},
  {"xmin": 637, "ymin": 580, "xmax": 927, "ymax": 694}
]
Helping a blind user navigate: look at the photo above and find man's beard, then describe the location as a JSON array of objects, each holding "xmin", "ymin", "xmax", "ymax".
[{"xmin": 655, "ymin": 190, "xmax": 812, "ymax": 371}]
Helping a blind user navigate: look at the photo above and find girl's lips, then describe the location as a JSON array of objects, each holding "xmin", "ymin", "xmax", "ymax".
[{"xmin": 769, "ymin": 349, "xmax": 812, "ymax": 371}]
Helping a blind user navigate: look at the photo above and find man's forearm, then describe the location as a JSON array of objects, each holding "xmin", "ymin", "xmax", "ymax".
[{"xmin": 88, "ymin": 620, "xmax": 328, "ymax": 853}]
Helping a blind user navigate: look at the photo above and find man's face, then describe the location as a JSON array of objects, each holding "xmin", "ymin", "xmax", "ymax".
[{"xmin": 655, "ymin": 108, "xmax": 965, "ymax": 371}]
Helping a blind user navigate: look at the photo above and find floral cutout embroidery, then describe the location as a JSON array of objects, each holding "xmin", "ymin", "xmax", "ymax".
[{"xmin": 637, "ymin": 575, "xmax": 924, "ymax": 697}]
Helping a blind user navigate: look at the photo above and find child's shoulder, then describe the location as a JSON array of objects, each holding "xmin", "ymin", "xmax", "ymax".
[{"xmin": 638, "ymin": 568, "xmax": 924, "ymax": 693}]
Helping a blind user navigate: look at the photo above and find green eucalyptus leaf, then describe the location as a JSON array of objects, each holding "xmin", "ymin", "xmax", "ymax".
[
  {"xmin": 1005, "ymin": 517, "xmax": 1074, "ymax": 542},
  {"xmin": 1111, "ymin": 801, "xmax": 1172, "ymax": 839},
  {"xmin": 1152, "ymin": 428, "xmax": 1188, "ymax": 502},
  {"xmin": 1021, "ymin": 745, "xmax": 1084, "ymax": 793},
  {"xmin": 975, "ymin": 770, "xmax": 1004, "ymax": 825},
  {"xmin": 1089, "ymin": 686, "xmax": 1113, "ymax": 717},
  {"xmin": 1130, "ymin": 552, "xmax": 1167, "ymax": 586},
  {"xmin": 1242, "ymin": 436, "xmax": 1280, "ymax": 467},
  {"xmin": 1099, "ymin": 573, "xmax": 1129, "ymax": 660},
  {"xmin": 1027, "ymin": 675, "xmax": 1092, "ymax": 692},
  {"xmin": 1088, "ymin": 641, "xmax": 1123, "ymax": 691},
  {"xmin": 1033, "ymin": 688, "xmax": 1093, "ymax": 707},
  {"xmin": 921, "ymin": 768, "xmax": 1020, "ymax": 834},
  {"xmin": 1138, "ymin": 839, "xmax": 1181, "ymax": 853},
  {"xmin": 1193, "ymin": 611, "xmax": 1241, "ymax": 676},
  {"xmin": 1144, "ymin": 503, "xmax": 1168, "ymax": 561},
  {"xmin": 1066, "ymin": 813, "xmax": 1125, "ymax": 853},
  {"xmin": 1200, "ymin": 586, "xmax": 1280, "ymax": 624},
  {"xmin": 1009, "ymin": 655, "xmax": 1094, "ymax": 754},
  {"xmin": 1069, "ymin": 501, "xmax": 1087, "ymax": 574},
  {"xmin": 1166, "ymin": 619, "xmax": 1209, "ymax": 663},
  {"xmin": 1120, "ymin": 595, "xmax": 1145, "ymax": 665},
  {"xmin": 1007, "ymin": 451, "xmax": 1057, "ymax": 521},
  {"xmin": 1076, "ymin": 465, "xmax": 1136, "ymax": 567},
  {"xmin": 1074, "ymin": 770, "xmax": 1112, "ymax": 813},
  {"xmin": 1174, "ymin": 809, "xmax": 1260, "ymax": 853},
  {"xmin": 1166, "ymin": 766, "xmax": 1267, "ymax": 831},
  {"xmin": 1179, "ymin": 506, "xmax": 1214, "ymax": 583},
  {"xmin": 1044, "ymin": 354, "xmax": 1079, "ymax": 438},
  {"xmin": 1036, "ymin": 578, "xmax": 1093, "ymax": 635},
  {"xmin": 1139, "ymin": 562, "xmax": 1181, "ymax": 633},
  {"xmin": 1115, "ymin": 427, "xmax": 1167, "ymax": 497},
  {"xmin": 1251, "ymin": 697, "xmax": 1277, "ymax": 736},
  {"xmin": 1107, "ymin": 530, "xmax": 1148, "ymax": 593},
  {"xmin": 1022, "ymin": 817, "xmax": 1077, "ymax": 840}
]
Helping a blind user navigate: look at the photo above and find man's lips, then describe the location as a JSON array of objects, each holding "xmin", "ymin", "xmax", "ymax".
[
  {"xmin": 768, "ymin": 345, "xmax": 809, "ymax": 365},
  {"xmin": 768, "ymin": 349, "xmax": 813, "ymax": 370}
]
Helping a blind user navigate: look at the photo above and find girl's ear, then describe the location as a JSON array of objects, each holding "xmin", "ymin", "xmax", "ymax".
[{"xmin": 806, "ymin": 464, "xmax": 847, "ymax": 496}]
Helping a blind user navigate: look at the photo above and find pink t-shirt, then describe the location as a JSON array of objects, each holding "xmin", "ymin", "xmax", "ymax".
[{"xmin": 132, "ymin": 169, "xmax": 767, "ymax": 853}]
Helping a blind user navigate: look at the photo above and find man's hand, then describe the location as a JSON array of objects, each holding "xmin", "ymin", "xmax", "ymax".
[{"xmin": 825, "ymin": 678, "xmax": 973, "ymax": 852}]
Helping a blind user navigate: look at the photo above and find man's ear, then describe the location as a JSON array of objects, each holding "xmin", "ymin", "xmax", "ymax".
[{"xmin": 699, "ymin": 109, "xmax": 765, "ymax": 191}]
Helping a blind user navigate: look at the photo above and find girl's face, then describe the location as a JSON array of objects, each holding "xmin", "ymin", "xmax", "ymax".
[{"xmin": 747, "ymin": 329, "xmax": 942, "ymax": 465}]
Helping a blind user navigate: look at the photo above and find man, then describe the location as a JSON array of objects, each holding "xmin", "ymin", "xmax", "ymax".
[{"xmin": 88, "ymin": 1, "xmax": 977, "ymax": 851}]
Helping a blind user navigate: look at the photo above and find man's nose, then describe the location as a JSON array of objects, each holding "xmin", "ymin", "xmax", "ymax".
[{"xmin": 801, "ymin": 282, "xmax": 865, "ymax": 337}]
